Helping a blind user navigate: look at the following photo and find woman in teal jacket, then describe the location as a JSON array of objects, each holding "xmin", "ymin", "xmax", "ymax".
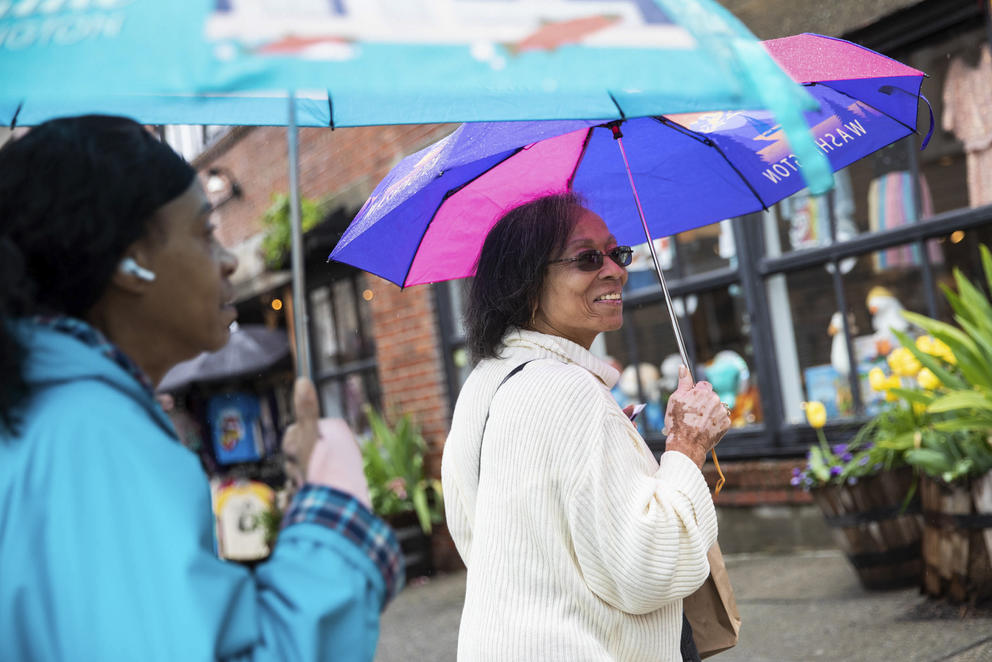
[{"xmin": 0, "ymin": 116, "xmax": 402, "ymax": 661}]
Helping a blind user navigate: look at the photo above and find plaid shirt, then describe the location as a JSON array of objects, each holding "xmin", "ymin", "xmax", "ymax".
[{"xmin": 283, "ymin": 485, "xmax": 405, "ymax": 605}]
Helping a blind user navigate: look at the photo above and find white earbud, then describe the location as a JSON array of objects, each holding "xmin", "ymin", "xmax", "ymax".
[{"xmin": 119, "ymin": 257, "xmax": 156, "ymax": 282}]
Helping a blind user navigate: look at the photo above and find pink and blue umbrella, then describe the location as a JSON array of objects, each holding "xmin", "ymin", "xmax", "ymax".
[{"xmin": 330, "ymin": 34, "xmax": 931, "ymax": 290}]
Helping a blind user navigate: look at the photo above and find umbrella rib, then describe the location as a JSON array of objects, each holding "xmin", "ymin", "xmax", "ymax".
[
  {"xmin": 607, "ymin": 91, "xmax": 627, "ymax": 120},
  {"xmin": 656, "ymin": 116, "xmax": 769, "ymax": 211},
  {"xmin": 10, "ymin": 102, "xmax": 22, "ymax": 130},
  {"xmin": 327, "ymin": 92, "xmax": 335, "ymax": 130},
  {"xmin": 566, "ymin": 128, "xmax": 596, "ymax": 190},
  {"xmin": 397, "ymin": 146, "xmax": 526, "ymax": 289}
]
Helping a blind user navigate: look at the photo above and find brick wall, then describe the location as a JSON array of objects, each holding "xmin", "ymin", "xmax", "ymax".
[{"xmin": 197, "ymin": 123, "xmax": 455, "ymax": 247}]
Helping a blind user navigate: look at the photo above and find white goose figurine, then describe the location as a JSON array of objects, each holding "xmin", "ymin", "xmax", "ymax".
[
  {"xmin": 867, "ymin": 286, "xmax": 909, "ymax": 357},
  {"xmin": 828, "ymin": 312, "xmax": 852, "ymax": 378}
]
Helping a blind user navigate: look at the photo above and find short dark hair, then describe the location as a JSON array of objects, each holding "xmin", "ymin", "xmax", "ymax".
[
  {"xmin": 464, "ymin": 192, "xmax": 583, "ymax": 362},
  {"xmin": 0, "ymin": 115, "xmax": 196, "ymax": 433}
]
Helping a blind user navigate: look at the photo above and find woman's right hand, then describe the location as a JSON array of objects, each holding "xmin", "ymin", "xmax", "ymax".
[
  {"xmin": 662, "ymin": 365, "xmax": 731, "ymax": 468},
  {"xmin": 282, "ymin": 377, "xmax": 371, "ymax": 508}
]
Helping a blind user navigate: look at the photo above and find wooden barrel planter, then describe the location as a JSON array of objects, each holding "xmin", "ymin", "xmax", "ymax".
[
  {"xmin": 386, "ymin": 511, "xmax": 434, "ymax": 582},
  {"xmin": 920, "ymin": 472, "xmax": 992, "ymax": 603},
  {"xmin": 811, "ymin": 468, "xmax": 923, "ymax": 590}
]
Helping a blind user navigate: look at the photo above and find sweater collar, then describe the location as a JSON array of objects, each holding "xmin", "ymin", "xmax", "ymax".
[{"xmin": 502, "ymin": 329, "xmax": 620, "ymax": 388}]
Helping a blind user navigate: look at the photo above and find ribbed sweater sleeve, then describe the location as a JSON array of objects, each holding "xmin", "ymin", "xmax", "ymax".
[{"xmin": 563, "ymin": 374, "xmax": 718, "ymax": 614}]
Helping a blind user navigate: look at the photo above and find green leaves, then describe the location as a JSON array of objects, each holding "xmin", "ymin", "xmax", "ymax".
[
  {"xmin": 360, "ymin": 406, "xmax": 444, "ymax": 534},
  {"xmin": 260, "ymin": 193, "xmax": 325, "ymax": 269},
  {"xmin": 928, "ymin": 391, "xmax": 992, "ymax": 415},
  {"xmin": 877, "ymin": 246, "xmax": 992, "ymax": 483}
]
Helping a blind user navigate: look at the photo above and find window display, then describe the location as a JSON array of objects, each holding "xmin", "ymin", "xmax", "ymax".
[
  {"xmin": 604, "ymin": 285, "xmax": 762, "ymax": 434},
  {"xmin": 309, "ymin": 274, "xmax": 381, "ymax": 436}
]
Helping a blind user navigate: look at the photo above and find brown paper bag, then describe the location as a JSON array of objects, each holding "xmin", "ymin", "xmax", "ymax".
[{"xmin": 683, "ymin": 542, "xmax": 741, "ymax": 658}]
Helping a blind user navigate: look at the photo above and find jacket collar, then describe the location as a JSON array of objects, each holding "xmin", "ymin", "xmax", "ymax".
[{"xmin": 13, "ymin": 317, "xmax": 176, "ymax": 437}]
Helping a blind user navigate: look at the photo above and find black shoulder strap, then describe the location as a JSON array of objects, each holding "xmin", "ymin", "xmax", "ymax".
[{"xmin": 478, "ymin": 360, "xmax": 534, "ymax": 479}]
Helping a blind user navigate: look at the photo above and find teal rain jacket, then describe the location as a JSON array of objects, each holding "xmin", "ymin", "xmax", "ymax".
[{"xmin": 0, "ymin": 323, "xmax": 397, "ymax": 660}]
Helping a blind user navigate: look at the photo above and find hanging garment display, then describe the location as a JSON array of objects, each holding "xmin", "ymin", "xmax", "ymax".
[
  {"xmin": 943, "ymin": 43, "xmax": 992, "ymax": 207},
  {"xmin": 867, "ymin": 171, "xmax": 941, "ymax": 271}
]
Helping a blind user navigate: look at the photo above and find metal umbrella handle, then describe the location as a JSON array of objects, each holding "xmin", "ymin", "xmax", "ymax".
[{"xmin": 611, "ymin": 126, "xmax": 725, "ymax": 495}]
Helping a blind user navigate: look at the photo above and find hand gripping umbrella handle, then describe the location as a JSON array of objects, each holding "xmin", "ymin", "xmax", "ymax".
[{"xmin": 611, "ymin": 124, "xmax": 725, "ymax": 496}]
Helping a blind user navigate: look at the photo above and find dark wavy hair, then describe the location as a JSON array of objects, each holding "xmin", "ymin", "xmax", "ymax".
[
  {"xmin": 0, "ymin": 115, "xmax": 196, "ymax": 434},
  {"xmin": 464, "ymin": 192, "xmax": 583, "ymax": 362}
]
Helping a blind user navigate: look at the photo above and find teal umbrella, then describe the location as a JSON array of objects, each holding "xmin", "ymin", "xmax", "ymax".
[{"xmin": 0, "ymin": 0, "xmax": 833, "ymax": 377}]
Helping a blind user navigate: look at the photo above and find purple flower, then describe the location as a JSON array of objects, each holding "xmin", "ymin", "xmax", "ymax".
[
  {"xmin": 792, "ymin": 467, "xmax": 801, "ymax": 477},
  {"xmin": 790, "ymin": 476, "xmax": 801, "ymax": 486},
  {"xmin": 832, "ymin": 444, "xmax": 847, "ymax": 455},
  {"xmin": 859, "ymin": 456, "xmax": 870, "ymax": 466},
  {"xmin": 847, "ymin": 477, "xmax": 859, "ymax": 486},
  {"xmin": 830, "ymin": 466, "xmax": 842, "ymax": 477},
  {"xmin": 842, "ymin": 452, "xmax": 853, "ymax": 462}
]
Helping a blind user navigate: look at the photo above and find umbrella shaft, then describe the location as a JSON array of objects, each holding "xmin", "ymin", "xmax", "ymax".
[
  {"xmin": 613, "ymin": 134, "xmax": 694, "ymax": 382},
  {"xmin": 288, "ymin": 92, "xmax": 313, "ymax": 381}
]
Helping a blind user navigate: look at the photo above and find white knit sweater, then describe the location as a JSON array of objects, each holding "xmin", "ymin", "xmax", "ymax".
[{"xmin": 441, "ymin": 330, "xmax": 718, "ymax": 661}]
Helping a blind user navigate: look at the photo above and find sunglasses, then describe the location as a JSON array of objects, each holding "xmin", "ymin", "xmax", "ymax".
[{"xmin": 548, "ymin": 246, "xmax": 633, "ymax": 272}]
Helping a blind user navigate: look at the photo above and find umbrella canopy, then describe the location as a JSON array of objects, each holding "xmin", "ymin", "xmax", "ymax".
[
  {"xmin": 2, "ymin": 0, "xmax": 824, "ymax": 129},
  {"xmin": 157, "ymin": 324, "xmax": 290, "ymax": 393},
  {"xmin": 329, "ymin": 34, "xmax": 930, "ymax": 288}
]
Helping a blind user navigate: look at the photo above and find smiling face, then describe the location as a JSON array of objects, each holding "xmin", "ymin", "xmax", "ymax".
[{"xmin": 531, "ymin": 206, "xmax": 628, "ymax": 348}]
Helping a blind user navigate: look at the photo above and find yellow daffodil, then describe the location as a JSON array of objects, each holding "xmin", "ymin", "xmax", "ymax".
[
  {"xmin": 916, "ymin": 335, "xmax": 957, "ymax": 365},
  {"xmin": 887, "ymin": 346, "xmax": 921, "ymax": 377},
  {"xmin": 804, "ymin": 400, "xmax": 827, "ymax": 429},
  {"xmin": 917, "ymin": 367, "xmax": 941, "ymax": 390},
  {"xmin": 883, "ymin": 375, "xmax": 902, "ymax": 401},
  {"xmin": 932, "ymin": 338, "xmax": 956, "ymax": 365},
  {"xmin": 868, "ymin": 367, "xmax": 887, "ymax": 391},
  {"xmin": 912, "ymin": 401, "xmax": 927, "ymax": 416}
]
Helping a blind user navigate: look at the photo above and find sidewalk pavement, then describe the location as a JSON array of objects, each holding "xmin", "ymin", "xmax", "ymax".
[{"xmin": 375, "ymin": 550, "xmax": 992, "ymax": 662}]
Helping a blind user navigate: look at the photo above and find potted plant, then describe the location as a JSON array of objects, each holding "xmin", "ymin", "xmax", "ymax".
[
  {"xmin": 794, "ymin": 399, "xmax": 923, "ymax": 590},
  {"xmin": 876, "ymin": 246, "xmax": 992, "ymax": 602},
  {"xmin": 260, "ymin": 193, "xmax": 325, "ymax": 269},
  {"xmin": 360, "ymin": 406, "xmax": 444, "ymax": 579}
]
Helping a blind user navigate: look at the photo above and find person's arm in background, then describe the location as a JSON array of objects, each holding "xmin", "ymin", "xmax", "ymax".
[
  {"xmin": 4, "ymin": 378, "xmax": 401, "ymax": 662},
  {"xmin": 248, "ymin": 377, "xmax": 403, "ymax": 660}
]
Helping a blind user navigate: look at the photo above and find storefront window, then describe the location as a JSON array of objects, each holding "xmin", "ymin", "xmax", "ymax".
[
  {"xmin": 765, "ymin": 143, "xmax": 942, "ymax": 259},
  {"xmin": 625, "ymin": 224, "xmax": 736, "ymax": 294},
  {"xmin": 308, "ymin": 272, "xmax": 380, "ymax": 436},
  {"xmin": 310, "ymin": 285, "xmax": 338, "ymax": 373},
  {"xmin": 603, "ymin": 284, "xmax": 762, "ymax": 435}
]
